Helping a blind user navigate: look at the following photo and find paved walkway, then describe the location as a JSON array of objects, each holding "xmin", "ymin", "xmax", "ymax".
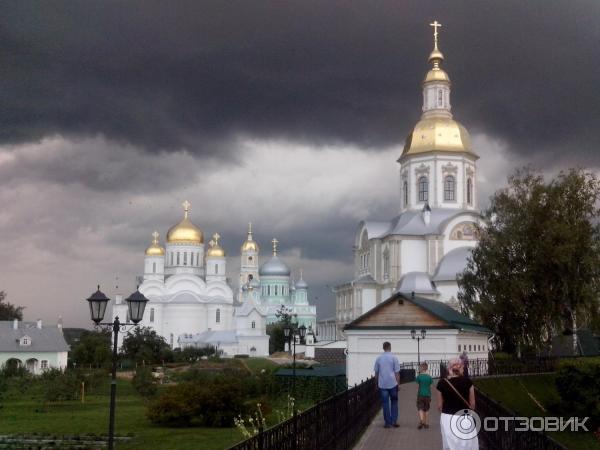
[{"xmin": 354, "ymin": 382, "xmax": 442, "ymax": 450}]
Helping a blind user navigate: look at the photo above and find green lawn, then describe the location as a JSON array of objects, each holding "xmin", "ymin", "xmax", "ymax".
[
  {"xmin": 0, "ymin": 380, "xmax": 243, "ymax": 450},
  {"xmin": 475, "ymin": 374, "xmax": 600, "ymax": 450}
]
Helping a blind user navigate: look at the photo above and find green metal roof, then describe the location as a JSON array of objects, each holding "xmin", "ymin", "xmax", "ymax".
[{"xmin": 344, "ymin": 292, "xmax": 492, "ymax": 334}]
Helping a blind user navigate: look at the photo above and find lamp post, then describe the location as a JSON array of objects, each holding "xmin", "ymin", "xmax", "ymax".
[
  {"xmin": 86, "ymin": 286, "xmax": 148, "ymax": 450},
  {"xmin": 411, "ymin": 329, "xmax": 427, "ymax": 365},
  {"xmin": 283, "ymin": 322, "xmax": 307, "ymax": 403}
]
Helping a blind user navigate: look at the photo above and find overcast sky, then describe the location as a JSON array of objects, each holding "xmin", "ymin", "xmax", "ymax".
[{"xmin": 0, "ymin": 1, "xmax": 598, "ymax": 327}]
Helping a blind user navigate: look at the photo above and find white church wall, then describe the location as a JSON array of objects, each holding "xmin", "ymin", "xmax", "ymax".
[
  {"xmin": 435, "ymin": 282, "xmax": 460, "ymax": 303},
  {"xmin": 400, "ymin": 240, "xmax": 428, "ymax": 273},
  {"xmin": 164, "ymin": 275, "xmax": 207, "ymax": 294},
  {"xmin": 361, "ymin": 287, "xmax": 377, "ymax": 313}
]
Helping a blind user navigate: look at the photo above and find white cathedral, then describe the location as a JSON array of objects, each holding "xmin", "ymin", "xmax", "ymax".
[
  {"xmin": 112, "ymin": 202, "xmax": 316, "ymax": 356},
  {"xmin": 335, "ymin": 26, "xmax": 483, "ymax": 336}
]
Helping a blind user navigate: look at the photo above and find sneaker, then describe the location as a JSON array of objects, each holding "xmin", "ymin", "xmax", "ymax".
[
  {"xmin": 418, "ymin": 423, "xmax": 423, "ymax": 429},
  {"xmin": 393, "ymin": 423, "xmax": 400, "ymax": 428}
]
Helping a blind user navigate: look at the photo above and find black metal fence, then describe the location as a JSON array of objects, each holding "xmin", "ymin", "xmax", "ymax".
[
  {"xmin": 227, "ymin": 377, "xmax": 379, "ymax": 450},
  {"xmin": 476, "ymin": 389, "xmax": 569, "ymax": 450}
]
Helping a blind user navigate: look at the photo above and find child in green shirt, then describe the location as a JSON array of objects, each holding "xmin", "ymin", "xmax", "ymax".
[{"xmin": 415, "ymin": 362, "xmax": 433, "ymax": 429}]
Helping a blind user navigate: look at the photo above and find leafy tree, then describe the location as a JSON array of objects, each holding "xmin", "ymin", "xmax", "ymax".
[
  {"xmin": 459, "ymin": 168, "xmax": 600, "ymax": 354},
  {"xmin": 0, "ymin": 291, "xmax": 24, "ymax": 320},
  {"xmin": 267, "ymin": 306, "xmax": 295, "ymax": 354},
  {"xmin": 121, "ymin": 327, "xmax": 172, "ymax": 365},
  {"xmin": 69, "ymin": 331, "xmax": 112, "ymax": 368},
  {"xmin": 132, "ymin": 367, "xmax": 159, "ymax": 398}
]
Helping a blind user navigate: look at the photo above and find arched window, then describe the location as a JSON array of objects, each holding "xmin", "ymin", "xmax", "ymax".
[
  {"xmin": 176, "ymin": 252, "xmax": 180, "ymax": 265},
  {"xmin": 275, "ymin": 286, "xmax": 278, "ymax": 296},
  {"xmin": 403, "ymin": 180, "xmax": 408, "ymax": 206},
  {"xmin": 150, "ymin": 308, "xmax": 155, "ymax": 323},
  {"xmin": 467, "ymin": 178, "xmax": 473, "ymax": 204},
  {"xmin": 216, "ymin": 309, "xmax": 221, "ymax": 323},
  {"xmin": 268, "ymin": 286, "xmax": 271, "ymax": 295},
  {"xmin": 251, "ymin": 321, "xmax": 256, "ymax": 329},
  {"xmin": 170, "ymin": 252, "xmax": 173, "ymax": 266},
  {"xmin": 215, "ymin": 264, "xmax": 219, "ymax": 274},
  {"xmin": 152, "ymin": 262, "xmax": 156, "ymax": 273},
  {"xmin": 418, "ymin": 176, "xmax": 428, "ymax": 202},
  {"xmin": 444, "ymin": 175, "xmax": 456, "ymax": 201},
  {"xmin": 183, "ymin": 252, "xmax": 187, "ymax": 266},
  {"xmin": 438, "ymin": 89, "xmax": 443, "ymax": 107}
]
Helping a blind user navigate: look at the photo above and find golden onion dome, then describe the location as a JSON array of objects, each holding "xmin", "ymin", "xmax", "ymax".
[
  {"xmin": 166, "ymin": 200, "xmax": 204, "ymax": 244},
  {"xmin": 145, "ymin": 231, "xmax": 165, "ymax": 256},
  {"xmin": 400, "ymin": 117, "xmax": 477, "ymax": 159},
  {"xmin": 206, "ymin": 233, "xmax": 226, "ymax": 258},
  {"xmin": 240, "ymin": 222, "xmax": 259, "ymax": 252},
  {"xmin": 424, "ymin": 67, "xmax": 450, "ymax": 84}
]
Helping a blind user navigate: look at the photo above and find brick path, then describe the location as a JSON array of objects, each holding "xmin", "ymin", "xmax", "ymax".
[{"xmin": 354, "ymin": 382, "xmax": 442, "ymax": 450}]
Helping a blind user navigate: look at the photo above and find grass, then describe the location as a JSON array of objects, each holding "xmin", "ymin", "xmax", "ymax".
[
  {"xmin": 0, "ymin": 358, "xmax": 309, "ymax": 450},
  {"xmin": 474, "ymin": 374, "xmax": 600, "ymax": 450},
  {"xmin": 0, "ymin": 380, "xmax": 242, "ymax": 450}
]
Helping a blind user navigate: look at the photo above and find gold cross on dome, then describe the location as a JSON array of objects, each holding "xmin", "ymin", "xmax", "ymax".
[
  {"xmin": 430, "ymin": 20, "xmax": 442, "ymax": 47},
  {"xmin": 182, "ymin": 200, "xmax": 191, "ymax": 212},
  {"xmin": 208, "ymin": 239, "xmax": 215, "ymax": 248},
  {"xmin": 152, "ymin": 230, "xmax": 159, "ymax": 243},
  {"xmin": 213, "ymin": 232, "xmax": 221, "ymax": 244},
  {"xmin": 272, "ymin": 238, "xmax": 279, "ymax": 256},
  {"xmin": 299, "ymin": 268, "xmax": 304, "ymax": 279}
]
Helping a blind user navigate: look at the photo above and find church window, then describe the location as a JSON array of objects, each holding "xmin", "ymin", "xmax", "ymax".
[
  {"xmin": 170, "ymin": 252, "xmax": 173, "ymax": 266},
  {"xmin": 444, "ymin": 175, "xmax": 456, "ymax": 201},
  {"xmin": 383, "ymin": 250, "xmax": 390, "ymax": 279},
  {"xmin": 170, "ymin": 333, "xmax": 174, "ymax": 347},
  {"xmin": 177, "ymin": 252, "xmax": 180, "ymax": 265},
  {"xmin": 467, "ymin": 178, "xmax": 473, "ymax": 204},
  {"xmin": 418, "ymin": 177, "xmax": 428, "ymax": 202},
  {"xmin": 183, "ymin": 252, "xmax": 187, "ymax": 266},
  {"xmin": 252, "ymin": 321, "xmax": 256, "ymax": 329},
  {"xmin": 275, "ymin": 286, "xmax": 278, "ymax": 295},
  {"xmin": 216, "ymin": 309, "xmax": 221, "ymax": 323},
  {"xmin": 403, "ymin": 181, "xmax": 408, "ymax": 206},
  {"xmin": 215, "ymin": 264, "xmax": 219, "ymax": 274},
  {"xmin": 152, "ymin": 262, "xmax": 156, "ymax": 274},
  {"xmin": 248, "ymin": 256, "xmax": 253, "ymax": 262},
  {"xmin": 41, "ymin": 360, "xmax": 48, "ymax": 370},
  {"xmin": 438, "ymin": 89, "xmax": 443, "ymax": 107},
  {"xmin": 458, "ymin": 344, "xmax": 461, "ymax": 352},
  {"xmin": 190, "ymin": 253, "xmax": 194, "ymax": 266},
  {"xmin": 150, "ymin": 308, "xmax": 154, "ymax": 323}
]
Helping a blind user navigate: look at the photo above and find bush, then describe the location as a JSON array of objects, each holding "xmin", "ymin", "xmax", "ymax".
[
  {"xmin": 40, "ymin": 369, "xmax": 79, "ymax": 402},
  {"xmin": 552, "ymin": 360, "xmax": 600, "ymax": 431},
  {"xmin": 132, "ymin": 368, "xmax": 158, "ymax": 398},
  {"xmin": 147, "ymin": 378, "xmax": 248, "ymax": 427}
]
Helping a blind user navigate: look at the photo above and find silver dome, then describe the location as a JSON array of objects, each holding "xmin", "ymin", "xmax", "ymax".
[
  {"xmin": 259, "ymin": 255, "xmax": 291, "ymax": 277},
  {"xmin": 395, "ymin": 271, "xmax": 438, "ymax": 295}
]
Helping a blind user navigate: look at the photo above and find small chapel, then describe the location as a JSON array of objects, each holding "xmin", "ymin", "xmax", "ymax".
[
  {"xmin": 111, "ymin": 203, "xmax": 316, "ymax": 356},
  {"xmin": 335, "ymin": 21, "xmax": 483, "ymax": 337}
]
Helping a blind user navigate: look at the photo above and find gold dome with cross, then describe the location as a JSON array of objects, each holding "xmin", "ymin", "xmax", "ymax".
[
  {"xmin": 207, "ymin": 232, "xmax": 226, "ymax": 257},
  {"xmin": 145, "ymin": 231, "xmax": 165, "ymax": 256},
  {"xmin": 241, "ymin": 222, "xmax": 259, "ymax": 252},
  {"xmin": 166, "ymin": 200, "xmax": 204, "ymax": 244}
]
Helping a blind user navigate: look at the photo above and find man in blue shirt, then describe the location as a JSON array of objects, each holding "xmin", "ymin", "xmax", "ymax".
[{"xmin": 374, "ymin": 341, "xmax": 400, "ymax": 428}]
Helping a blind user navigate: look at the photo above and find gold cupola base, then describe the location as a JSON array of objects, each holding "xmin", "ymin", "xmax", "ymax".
[{"xmin": 166, "ymin": 200, "xmax": 204, "ymax": 244}]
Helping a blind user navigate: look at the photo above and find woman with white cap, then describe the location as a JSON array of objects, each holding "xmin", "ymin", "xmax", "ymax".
[{"xmin": 436, "ymin": 357, "xmax": 479, "ymax": 450}]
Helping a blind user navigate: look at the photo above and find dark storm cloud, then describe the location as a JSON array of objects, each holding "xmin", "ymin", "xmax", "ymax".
[{"xmin": 0, "ymin": 1, "xmax": 597, "ymax": 161}]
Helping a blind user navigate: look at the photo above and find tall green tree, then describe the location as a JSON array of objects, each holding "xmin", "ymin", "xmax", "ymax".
[
  {"xmin": 459, "ymin": 168, "xmax": 600, "ymax": 354},
  {"xmin": 0, "ymin": 291, "xmax": 24, "ymax": 320},
  {"xmin": 69, "ymin": 331, "xmax": 112, "ymax": 368},
  {"xmin": 121, "ymin": 327, "xmax": 171, "ymax": 364}
]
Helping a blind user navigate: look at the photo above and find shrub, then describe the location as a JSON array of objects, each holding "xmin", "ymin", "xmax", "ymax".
[
  {"xmin": 40, "ymin": 369, "xmax": 79, "ymax": 402},
  {"xmin": 147, "ymin": 378, "xmax": 247, "ymax": 427},
  {"xmin": 132, "ymin": 368, "xmax": 158, "ymax": 398},
  {"xmin": 552, "ymin": 360, "xmax": 600, "ymax": 431}
]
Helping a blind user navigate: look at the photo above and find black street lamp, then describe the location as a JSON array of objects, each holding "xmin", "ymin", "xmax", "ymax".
[
  {"xmin": 85, "ymin": 286, "xmax": 148, "ymax": 450},
  {"xmin": 283, "ymin": 321, "xmax": 307, "ymax": 403},
  {"xmin": 411, "ymin": 329, "xmax": 427, "ymax": 365}
]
